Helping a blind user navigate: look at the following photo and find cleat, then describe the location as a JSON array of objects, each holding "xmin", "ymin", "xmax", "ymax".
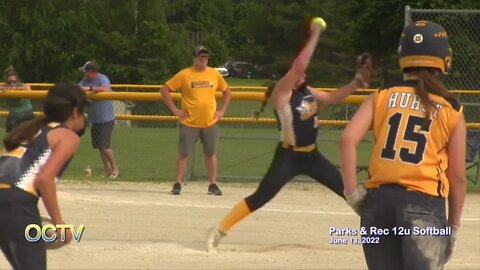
[
  {"xmin": 206, "ymin": 226, "xmax": 227, "ymax": 252},
  {"xmin": 171, "ymin": 183, "xmax": 182, "ymax": 195},
  {"xmin": 208, "ymin": 184, "xmax": 222, "ymax": 196}
]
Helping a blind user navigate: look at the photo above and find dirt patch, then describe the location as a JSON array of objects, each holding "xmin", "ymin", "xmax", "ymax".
[{"xmin": 1, "ymin": 181, "xmax": 479, "ymax": 269}]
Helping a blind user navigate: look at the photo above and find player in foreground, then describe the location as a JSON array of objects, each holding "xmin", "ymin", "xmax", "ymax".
[
  {"xmin": 0, "ymin": 83, "xmax": 89, "ymax": 269},
  {"xmin": 340, "ymin": 21, "xmax": 466, "ymax": 269},
  {"xmin": 206, "ymin": 17, "xmax": 373, "ymax": 252}
]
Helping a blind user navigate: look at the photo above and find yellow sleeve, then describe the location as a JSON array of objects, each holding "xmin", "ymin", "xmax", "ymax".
[
  {"xmin": 450, "ymin": 105, "xmax": 464, "ymax": 133},
  {"xmin": 165, "ymin": 71, "xmax": 184, "ymax": 92},
  {"xmin": 446, "ymin": 98, "xmax": 463, "ymax": 136},
  {"xmin": 217, "ymin": 72, "xmax": 228, "ymax": 92},
  {"xmin": 372, "ymin": 90, "xmax": 380, "ymax": 109},
  {"xmin": 372, "ymin": 90, "xmax": 380, "ymax": 121}
]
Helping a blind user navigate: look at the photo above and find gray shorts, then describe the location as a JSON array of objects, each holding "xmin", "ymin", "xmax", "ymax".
[
  {"xmin": 179, "ymin": 124, "xmax": 218, "ymax": 156},
  {"xmin": 91, "ymin": 120, "xmax": 115, "ymax": 150},
  {"xmin": 361, "ymin": 184, "xmax": 449, "ymax": 269}
]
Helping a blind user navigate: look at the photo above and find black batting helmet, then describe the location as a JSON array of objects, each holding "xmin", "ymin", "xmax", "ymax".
[{"xmin": 398, "ymin": 21, "xmax": 452, "ymax": 74}]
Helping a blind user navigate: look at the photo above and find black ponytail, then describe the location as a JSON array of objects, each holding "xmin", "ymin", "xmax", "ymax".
[
  {"xmin": 411, "ymin": 68, "xmax": 457, "ymax": 121},
  {"xmin": 254, "ymin": 83, "xmax": 276, "ymax": 118},
  {"xmin": 4, "ymin": 118, "xmax": 49, "ymax": 151}
]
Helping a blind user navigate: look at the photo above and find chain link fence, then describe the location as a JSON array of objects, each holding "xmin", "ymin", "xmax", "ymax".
[
  {"xmin": 0, "ymin": 86, "xmax": 478, "ymax": 182},
  {"xmin": 189, "ymin": 91, "xmax": 366, "ymax": 181},
  {"xmin": 1, "ymin": 5, "xmax": 480, "ymax": 182},
  {"xmin": 405, "ymin": 7, "xmax": 480, "ymax": 105},
  {"xmin": 406, "ymin": 6, "xmax": 480, "ymax": 181}
]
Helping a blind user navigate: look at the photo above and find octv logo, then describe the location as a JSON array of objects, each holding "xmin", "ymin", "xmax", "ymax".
[{"xmin": 25, "ymin": 224, "xmax": 85, "ymax": 243}]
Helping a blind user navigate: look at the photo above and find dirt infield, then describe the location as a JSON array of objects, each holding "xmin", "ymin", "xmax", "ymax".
[{"xmin": 1, "ymin": 181, "xmax": 479, "ymax": 269}]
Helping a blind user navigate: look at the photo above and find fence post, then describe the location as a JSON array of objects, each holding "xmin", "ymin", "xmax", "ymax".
[
  {"xmin": 345, "ymin": 104, "xmax": 349, "ymax": 121},
  {"xmin": 241, "ymin": 100, "xmax": 245, "ymax": 130},
  {"xmin": 403, "ymin": 5, "xmax": 412, "ymax": 82},
  {"xmin": 404, "ymin": 5, "xmax": 412, "ymax": 27}
]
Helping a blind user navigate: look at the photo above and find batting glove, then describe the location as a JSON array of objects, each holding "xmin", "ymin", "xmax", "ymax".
[
  {"xmin": 354, "ymin": 52, "xmax": 373, "ymax": 88},
  {"xmin": 445, "ymin": 225, "xmax": 460, "ymax": 263},
  {"xmin": 41, "ymin": 216, "xmax": 68, "ymax": 250},
  {"xmin": 344, "ymin": 185, "xmax": 367, "ymax": 216}
]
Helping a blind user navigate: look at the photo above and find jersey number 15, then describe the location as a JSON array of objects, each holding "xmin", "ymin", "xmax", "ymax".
[{"xmin": 381, "ymin": 113, "xmax": 432, "ymax": 164}]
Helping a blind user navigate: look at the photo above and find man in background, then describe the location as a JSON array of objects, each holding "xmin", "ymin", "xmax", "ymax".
[
  {"xmin": 161, "ymin": 46, "xmax": 231, "ymax": 195},
  {"xmin": 79, "ymin": 60, "xmax": 120, "ymax": 178}
]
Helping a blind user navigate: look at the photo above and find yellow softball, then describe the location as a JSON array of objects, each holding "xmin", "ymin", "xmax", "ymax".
[{"xmin": 312, "ymin": 17, "xmax": 327, "ymax": 31}]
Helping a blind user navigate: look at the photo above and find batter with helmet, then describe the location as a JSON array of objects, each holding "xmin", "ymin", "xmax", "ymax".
[{"xmin": 340, "ymin": 21, "xmax": 466, "ymax": 269}]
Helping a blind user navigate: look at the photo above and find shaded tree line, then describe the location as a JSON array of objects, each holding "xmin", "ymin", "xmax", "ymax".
[{"xmin": 0, "ymin": 0, "xmax": 478, "ymax": 87}]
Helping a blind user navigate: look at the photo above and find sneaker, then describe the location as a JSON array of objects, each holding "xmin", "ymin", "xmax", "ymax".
[
  {"xmin": 208, "ymin": 184, "xmax": 222, "ymax": 196},
  {"xmin": 206, "ymin": 226, "xmax": 227, "ymax": 252},
  {"xmin": 171, "ymin": 183, "xmax": 182, "ymax": 195}
]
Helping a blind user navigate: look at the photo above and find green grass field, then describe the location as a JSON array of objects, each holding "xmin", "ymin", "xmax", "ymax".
[
  {"xmin": 51, "ymin": 126, "xmax": 373, "ymax": 182},
  {"xmin": 0, "ymin": 77, "xmax": 478, "ymax": 192},
  {"xmin": 23, "ymin": 125, "xmax": 474, "ymax": 193},
  {"xmin": 226, "ymin": 78, "xmax": 270, "ymax": 87}
]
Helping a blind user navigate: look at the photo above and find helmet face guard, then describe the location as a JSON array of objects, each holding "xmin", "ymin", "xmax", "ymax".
[{"xmin": 398, "ymin": 21, "xmax": 452, "ymax": 74}]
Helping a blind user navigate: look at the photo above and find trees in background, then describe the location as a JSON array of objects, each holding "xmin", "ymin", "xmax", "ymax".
[{"xmin": 0, "ymin": 0, "xmax": 478, "ymax": 86}]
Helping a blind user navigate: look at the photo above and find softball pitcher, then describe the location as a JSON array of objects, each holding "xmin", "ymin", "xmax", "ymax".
[
  {"xmin": 0, "ymin": 83, "xmax": 89, "ymax": 269},
  {"xmin": 340, "ymin": 21, "xmax": 466, "ymax": 270},
  {"xmin": 206, "ymin": 17, "xmax": 373, "ymax": 251}
]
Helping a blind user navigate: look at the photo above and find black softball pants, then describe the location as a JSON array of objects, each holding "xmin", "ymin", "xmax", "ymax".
[
  {"xmin": 245, "ymin": 143, "xmax": 344, "ymax": 212},
  {"xmin": 0, "ymin": 186, "xmax": 46, "ymax": 270}
]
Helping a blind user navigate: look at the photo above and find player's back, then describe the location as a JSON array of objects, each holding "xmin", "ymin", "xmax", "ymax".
[
  {"xmin": 0, "ymin": 122, "xmax": 71, "ymax": 196},
  {"xmin": 366, "ymin": 81, "xmax": 462, "ymax": 197}
]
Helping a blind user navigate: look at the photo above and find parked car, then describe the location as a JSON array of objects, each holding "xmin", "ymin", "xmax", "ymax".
[
  {"xmin": 224, "ymin": 61, "xmax": 278, "ymax": 79},
  {"xmin": 225, "ymin": 61, "xmax": 255, "ymax": 79},
  {"xmin": 214, "ymin": 66, "xmax": 229, "ymax": 77}
]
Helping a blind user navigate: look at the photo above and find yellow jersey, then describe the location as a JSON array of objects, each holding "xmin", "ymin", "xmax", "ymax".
[
  {"xmin": 366, "ymin": 81, "xmax": 463, "ymax": 197},
  {"xmin": 166, "ymin": 66, "xmax": 228, "ymax": 128}
]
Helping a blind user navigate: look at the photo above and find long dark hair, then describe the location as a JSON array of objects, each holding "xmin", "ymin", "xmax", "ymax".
[
  {"xmin": 4, "ymin": 83, "xmax": 88, "ymax": 151},
  {"xmin": 254, "ymin": 76, "xmax": 308, "ymax": 118},
  {"xmin": 411, "ymin": 67, "xmax": 457, "ymax": 120},
  {"xmin": 254, "ymin": 83, "xmax": 276, "ymax": 118}
]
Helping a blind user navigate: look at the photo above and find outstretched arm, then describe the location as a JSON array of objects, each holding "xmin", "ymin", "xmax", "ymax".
[
  {"xmin": 270, "ymin": 18, "xmax": 325, "ymax": 109},
  {"xmin": 313, "ymin": 53, "xmax": 373, "ymax": 106}
]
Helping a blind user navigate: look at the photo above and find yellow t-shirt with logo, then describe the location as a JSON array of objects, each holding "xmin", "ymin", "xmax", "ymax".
[
  {"xmin": 366, "ymin": 82, "xmax": 463, "ymax": 197},
  {"xmin": 166, "ymin": 66, "xmax": 228, "ymax": 128}
]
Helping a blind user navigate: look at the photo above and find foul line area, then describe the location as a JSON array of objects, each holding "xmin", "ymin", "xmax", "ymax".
[{"xmin": 69, "ymin": 195, "xmax": 480, "ymax": 222}]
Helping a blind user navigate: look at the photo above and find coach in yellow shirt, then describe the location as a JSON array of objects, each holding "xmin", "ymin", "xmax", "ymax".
[{"xmin": 161, "ymin": 46, "xmax": 231, "ymax": 196}]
